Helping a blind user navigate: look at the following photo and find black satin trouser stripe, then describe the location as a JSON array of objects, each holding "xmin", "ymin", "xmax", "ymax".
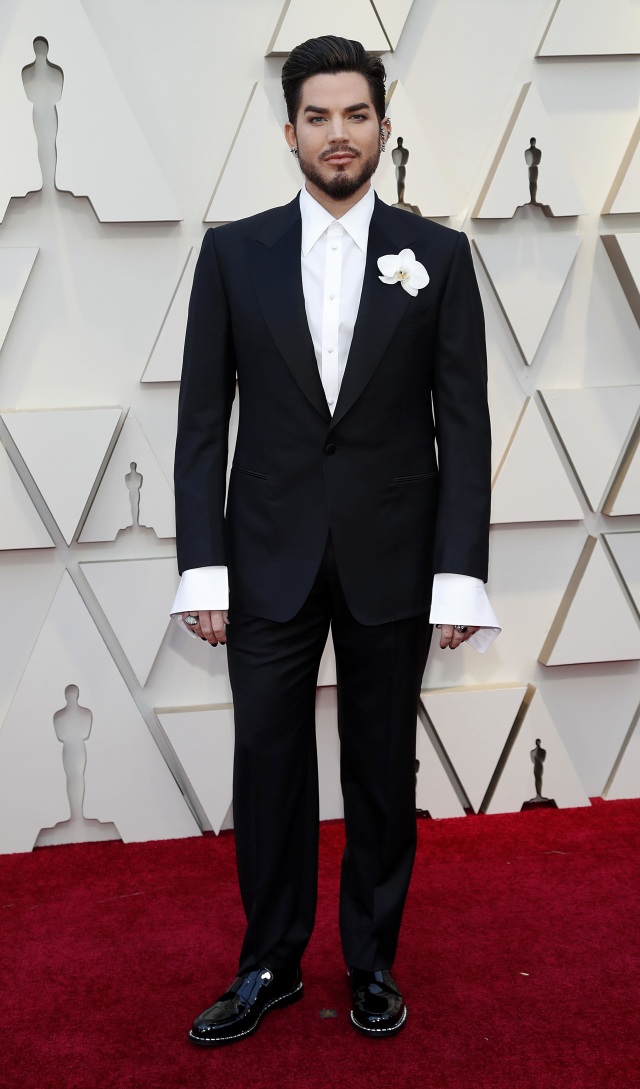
[{"xmin": 226, "ymin": 535, "xmax": 432, "ymax": 973}]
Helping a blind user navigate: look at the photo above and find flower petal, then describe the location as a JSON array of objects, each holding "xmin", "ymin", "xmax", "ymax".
[
  {"xmin": 401, "ymin": 281, "xmax": 419, "ymax": 297},
  {"xmin": 378, "ymin": 275, "xmax": 397, "ymax": 284},
  {"xmin": 408, "ymin": 262, "xmax": 429, "ymax": 289},
  {"xmin": 377, "ymin": 253, "xmax": 400, "ymax": 277},
  {"xmin": 398, "ymin": 248, "xmax": 416, "ymax": 266}
]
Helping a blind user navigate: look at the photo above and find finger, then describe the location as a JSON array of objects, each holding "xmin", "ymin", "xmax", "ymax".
[
  {"xmin": 439, "ymin": 625, "xmax": 454, "ymax": 649},
  {"xmin": 198, "ymin": 610, "xmax": 220, "ymax": 646},
  {"xmin": 212, "ymin": 610, "xmax": 227, "ymax": 645}
]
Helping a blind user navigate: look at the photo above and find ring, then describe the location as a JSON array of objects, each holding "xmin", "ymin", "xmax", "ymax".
[
  {"xmin": 454, "ymin": 625, "xmax": 468, "ymax": 633},
  {"xmin": 185, "ymin": 614, "xmax": 199, "ymax": 626}
]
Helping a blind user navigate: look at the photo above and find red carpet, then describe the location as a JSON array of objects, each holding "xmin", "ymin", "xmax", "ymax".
[{"xmin": 3, "ymin": 800, "xmax": 640, "ymax": 1089}]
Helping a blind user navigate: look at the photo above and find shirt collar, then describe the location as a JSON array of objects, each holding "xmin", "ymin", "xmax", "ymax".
[{"xmin": 299, "ymin": 184, "xmax": 375, "ymax": 257}]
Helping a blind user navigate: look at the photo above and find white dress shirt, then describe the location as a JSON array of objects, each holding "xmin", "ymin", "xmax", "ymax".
[{"xmin": 171, "ymin": 184, "xmax": 500, "ymax": 651}]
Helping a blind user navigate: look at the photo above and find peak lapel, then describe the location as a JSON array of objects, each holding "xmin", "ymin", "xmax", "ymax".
[
  {"xmin": 249, "ymin": 203, "xmax": 330, "ymax": 422},
  {"xmin": 332, "ymin": 198, "xmax": 420, "ymax": 427}
]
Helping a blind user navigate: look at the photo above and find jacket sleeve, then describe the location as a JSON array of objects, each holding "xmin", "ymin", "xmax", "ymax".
[
  {"xmin": 174, "ymin": 228, "xmax": 237, "ymax": 574},
  {"xmin": 431, "ymin": 230, "xmax": 491, "ymax": 582}
]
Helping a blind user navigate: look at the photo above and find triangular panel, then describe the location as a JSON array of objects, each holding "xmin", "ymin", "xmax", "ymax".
[
  {"xmin": 538, "ymin": 0, "xmax": 640, "ymax": 56},
  {"xmin": 422, "ymin": 685, "xmax": 528, "ymax": 813},
  {"xmin": 0, "ymin": 572, "xmax": 199, "ymax": 852},
  {"xmin": 540, "ymin": 537, "xmax": 640, "ymax": 665},
  {"xmin": 604, "ymin": 119, "xmax": 640, "ymax": 214},
  {"xmin": 540, "ymin": 386, "xmax": 640, "ymax": 511},
  {"xmin": 141, "ymin": 248, "xmax": 197, "ymax": 383},
  {"xmin": 205, "ymin": 83, "xmax": 300, "ymax": 223},
  {"xmin": 474, "ymin": 235, "xmax": 580, "ymax": 364},
  {"xmin": 267, "ymin": 0, "xmax": 389, "ymax": 55},
  {"xmin": 486, "ymin": 341, "xmax": 527, "ymax": 476},
  {"xmin": 0, "ymin": 0, "xmax": 180, "ymax": 222},
  {"xmin": 1, "ymin": 407, "xmax": 122, "ymax": 544},
  {"xmin": 80, "ymin": 558, "xmax": 179, "ymax": 685},
  {"xmin": 601, "ymin": 234, "xmax": 640, "ymax": 327},
  {"xmin": 490, "ymin": 398, "xmax": 583, "ymax": 523},
  {"xmin": 375, "ymin": 80, "xmax": 457, "ymax": 218},
  {"xmin": 605, "ymin": 433, "xmax": 640, "ymax": 515},
  {"xmin": 485, "ymin": 687, "xmax": 591, "ymax": 813},
  {"xmin": 370, "ymin": 0, "xmax": 414, "ymax": 50},
  {"xmin": 473, "ymin": 83, "xmax": 586, "ymax": 219},
  {"xmin": 605, "ymin": 532, "xmax": 640, "ymax": 617},
  {"xmin": 415, "ymin": 711, "xmax": 467, "ymax": 819},
  {"xmin": 0, "ymin": 442, "xmax": 53, "ymax": 550},
  {"xmin": 605, "ymin": 707, "xmax": 640, "ymax": 800},
  {"xmin": 79, "ymin": 412, "xmax": 174, "ymax": 542},
  {"xmin": 0, "ymin": 248, "xmax": 38, "ymax": 353},
  {"xmin": 157, "ymin": 707, "xmax": 234, "ymax": 835}
]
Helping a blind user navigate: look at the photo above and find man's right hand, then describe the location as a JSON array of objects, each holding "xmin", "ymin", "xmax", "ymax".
[{"xmin": 182, "ymin": 610, "xmax": 228, "ymax": 645}]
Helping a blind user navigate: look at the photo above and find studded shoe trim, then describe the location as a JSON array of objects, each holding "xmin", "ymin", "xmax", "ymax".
[
  {"xmin": 350, "ymin": 1004, "xmax": 408, "ymax": 1036},
  {"xmin": 189, "ymin": 980, "xmax": 303, "ymax": 1046}
]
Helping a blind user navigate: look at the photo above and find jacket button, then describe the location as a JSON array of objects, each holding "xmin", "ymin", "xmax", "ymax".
[{"xmin": 325, "ymin": 443, "xmax": 336, "ymax": 455}]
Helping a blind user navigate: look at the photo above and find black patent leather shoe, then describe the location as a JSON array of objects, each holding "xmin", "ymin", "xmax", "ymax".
[
  {"xmin": 348, "ymin": 968, "xmax": 407, "ymax": 1036},
  {"xmin": 189, "ymin": 966, "xmax": 303, "ymax": 1046}
]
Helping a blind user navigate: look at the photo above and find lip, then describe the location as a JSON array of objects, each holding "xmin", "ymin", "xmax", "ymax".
[{"xmin": 324, "ymin": 154, "xmax": 356, "ymax": 165}]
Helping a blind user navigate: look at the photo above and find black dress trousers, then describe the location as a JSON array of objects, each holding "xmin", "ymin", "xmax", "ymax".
[{"xmin": 226, "ymin": 534, "xmax": 432, "ymax": 975}]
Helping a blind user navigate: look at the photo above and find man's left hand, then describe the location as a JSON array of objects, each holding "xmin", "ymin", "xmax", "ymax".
[{"xmin": 437, "ymin": 624, "xmax": 479, "ymax": 650}]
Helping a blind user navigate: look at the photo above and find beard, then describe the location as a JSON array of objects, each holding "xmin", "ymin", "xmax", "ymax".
[{"xmin": 296, "ymin": 145, "xmax": 380, "ymax": 201}]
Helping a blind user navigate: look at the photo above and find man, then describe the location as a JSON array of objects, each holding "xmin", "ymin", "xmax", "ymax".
[{"xmin": 171, "ymin": 35, "xmax": 499, "ymax": 1045}]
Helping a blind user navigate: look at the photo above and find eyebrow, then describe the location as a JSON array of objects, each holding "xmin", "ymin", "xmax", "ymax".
[{"xmin": 303, "ymin": 102, "xmax": 371, "ymax": 115}]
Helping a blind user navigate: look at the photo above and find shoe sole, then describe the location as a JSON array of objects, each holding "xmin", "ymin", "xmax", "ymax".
[
  {"xmin": 349, "ymin": 1004, "xmax": 408, "ymax": 1037},
  {"xmin": 188, "ymin": 981, "xmax": 303, "ymax": 1047}
]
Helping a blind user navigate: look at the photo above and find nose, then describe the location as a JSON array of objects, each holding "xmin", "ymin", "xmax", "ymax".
[{"xmin": 328, "ymin": 117, "xmax": 347, "ymax": 143}]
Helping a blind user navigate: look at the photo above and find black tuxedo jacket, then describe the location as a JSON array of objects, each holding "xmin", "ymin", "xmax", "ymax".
[{"xmin": 174, "ymin": 193, "xmax": 491, "ymax": 626}]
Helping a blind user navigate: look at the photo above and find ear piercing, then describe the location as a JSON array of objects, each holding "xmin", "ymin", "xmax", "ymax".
[{"xmin": 290, "ymin": 147, "xmax": 299, "ymax": 157}]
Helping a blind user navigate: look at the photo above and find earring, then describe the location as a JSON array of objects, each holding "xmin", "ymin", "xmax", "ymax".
[{"xmin": 290, "ymin": 147, "xmax": 298, "ymax": 157}]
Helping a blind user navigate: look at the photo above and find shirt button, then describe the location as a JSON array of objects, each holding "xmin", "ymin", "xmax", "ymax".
[
  {"xmin": 327, "ymin": 399, "xmax": 335, "ymax": 406},
  {"xmin": 327, "ymin": 347, "xmax": 334, "ymax": 353},
  {"xmin": 331, "ymin": 244, "xmax": 338, "ymax": 251},
  {"xmin": 329, "ymin": 293, "xmax": 336, "ymax": 300},
  {"xmin": 325, "ymin": 443, "xmax": 336, "ymax": 455}
]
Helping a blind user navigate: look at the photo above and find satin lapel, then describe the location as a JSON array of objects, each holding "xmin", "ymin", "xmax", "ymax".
[
  {"xmin": 248, "ymin": 212, "xmax": 330, "ymax": 422},
  {"xmin": 332, "ymin": 200, "xmax": 419, "ymax": 427}
]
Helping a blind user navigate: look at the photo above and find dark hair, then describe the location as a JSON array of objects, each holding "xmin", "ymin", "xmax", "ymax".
[{"xmin": 281, "ymin": 35, "xmax": 386, "ymax": 124}]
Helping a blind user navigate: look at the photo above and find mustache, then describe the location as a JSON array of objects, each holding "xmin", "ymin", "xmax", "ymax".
[{"xmin": 319, "ymin": 146, "xmax": 360, "ymax": 160}]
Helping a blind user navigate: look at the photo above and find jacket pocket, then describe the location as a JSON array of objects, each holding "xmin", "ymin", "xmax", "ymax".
[
  {"xmin": 391, "ymin": 471, "xmax": 438, "ymax": 484},
  {"xmin": 231, "ymin": 465, "xmax": 269, "ymax": 480}
]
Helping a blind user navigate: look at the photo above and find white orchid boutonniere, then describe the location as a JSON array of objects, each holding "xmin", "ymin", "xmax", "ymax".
[{"xmin": 377, "ymin": 249, "xmax": 429, "ymax": 297}]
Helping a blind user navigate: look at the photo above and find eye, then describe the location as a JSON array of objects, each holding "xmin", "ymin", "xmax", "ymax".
[
  {"xmin": 350, "ymin": 114, "xmax": 367, "ymax": 121},
  {"xmin": 308, "ymin": 116, "xmax": 326, "ymax": 123}
]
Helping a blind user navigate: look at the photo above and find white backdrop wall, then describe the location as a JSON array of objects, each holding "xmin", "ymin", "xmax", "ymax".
[{"xmin": 0, "ymin": 0, "xmax": 639, "ymax": 852}]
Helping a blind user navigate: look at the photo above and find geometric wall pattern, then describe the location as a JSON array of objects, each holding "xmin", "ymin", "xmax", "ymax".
[
  {"xmin": 473, "ymin": 82, "xmax": 586, "ymax": 218},
  {"xmin": 603, "ymin": 120, "xmax": 640, "ymax": 214},
  {"xmin": 2, "ymin": 0, "xmax": 640, "ymax": 855},
  {"xmin": 141, "ymin": 248, "xmax": 198, "ymax": 383},
  {"xmin": 1, "ymin": 407, "xmax": 122, "ymax": 544},
  {"xmin": 490, "ymin": 398, "xmax": 584, "ymax": 524},
  {"xmin": 0, "ymin": 0, "xmax": 181, "ymax": 222},
  {"xmin": 537, "ymin": 0, "xmax": 640, "ymax": 57},
  {"xmin": 474, "ymin": 234, "xmax": 580, "ymax": 364},
  {"xmin": 205, "ymin": 83, "xmax": 300, "ymax": 223},
  {"xmin": 78, "ymin": 412, "xmax": 175, "ymax": 542},
  {"xmin": 376, "ymin": 80, "xmax": 457, "ymax": 217},
  {"xmin": 540, "ymin": 386, "xmax": 640, "ymax": 511},
  {"xmin": 0, "ymin": 247, "xmax": 38, "ymax": 352},
  {"xmin": 0, "ymin": 572, "xmax": 199, "ymax": 853},
  {"xmin": 267, "ymin": 0, "xmax": 389, "ymax": 55},
  {"xmin": 539, "ymin": 537, "xmax": 640, "ymax": 666}
]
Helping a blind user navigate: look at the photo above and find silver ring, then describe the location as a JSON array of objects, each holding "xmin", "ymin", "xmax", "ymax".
[
  {"xmin": 454, "ymin": 625, "xmax": 468, "ymax": 633},
  {"xmin": 185, "ymin": 614, "xmax": 199, "ymax": 626}
]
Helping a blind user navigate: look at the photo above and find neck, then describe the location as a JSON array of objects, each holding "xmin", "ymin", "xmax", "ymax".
[{"xmin": 304, "ymin": 180, "xmax": 372, "ymax": 219}]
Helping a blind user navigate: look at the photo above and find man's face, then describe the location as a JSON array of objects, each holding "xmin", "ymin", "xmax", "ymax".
[{"xmin": 285, "ymin": 71, "xmax": 388, "ymax": 203}]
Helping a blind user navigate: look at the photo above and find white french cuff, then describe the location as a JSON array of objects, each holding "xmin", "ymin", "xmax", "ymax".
[
  {"xmin": 377, "ymin": 249, "xmax": 429, "ymax": 297},
  {"xmin": 170, "ymin": 566, "xmax": 229, "ymax": 637},
  {"xmin": 429, "ymin": 572, "xmax": 501, "ymax": 654}
]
